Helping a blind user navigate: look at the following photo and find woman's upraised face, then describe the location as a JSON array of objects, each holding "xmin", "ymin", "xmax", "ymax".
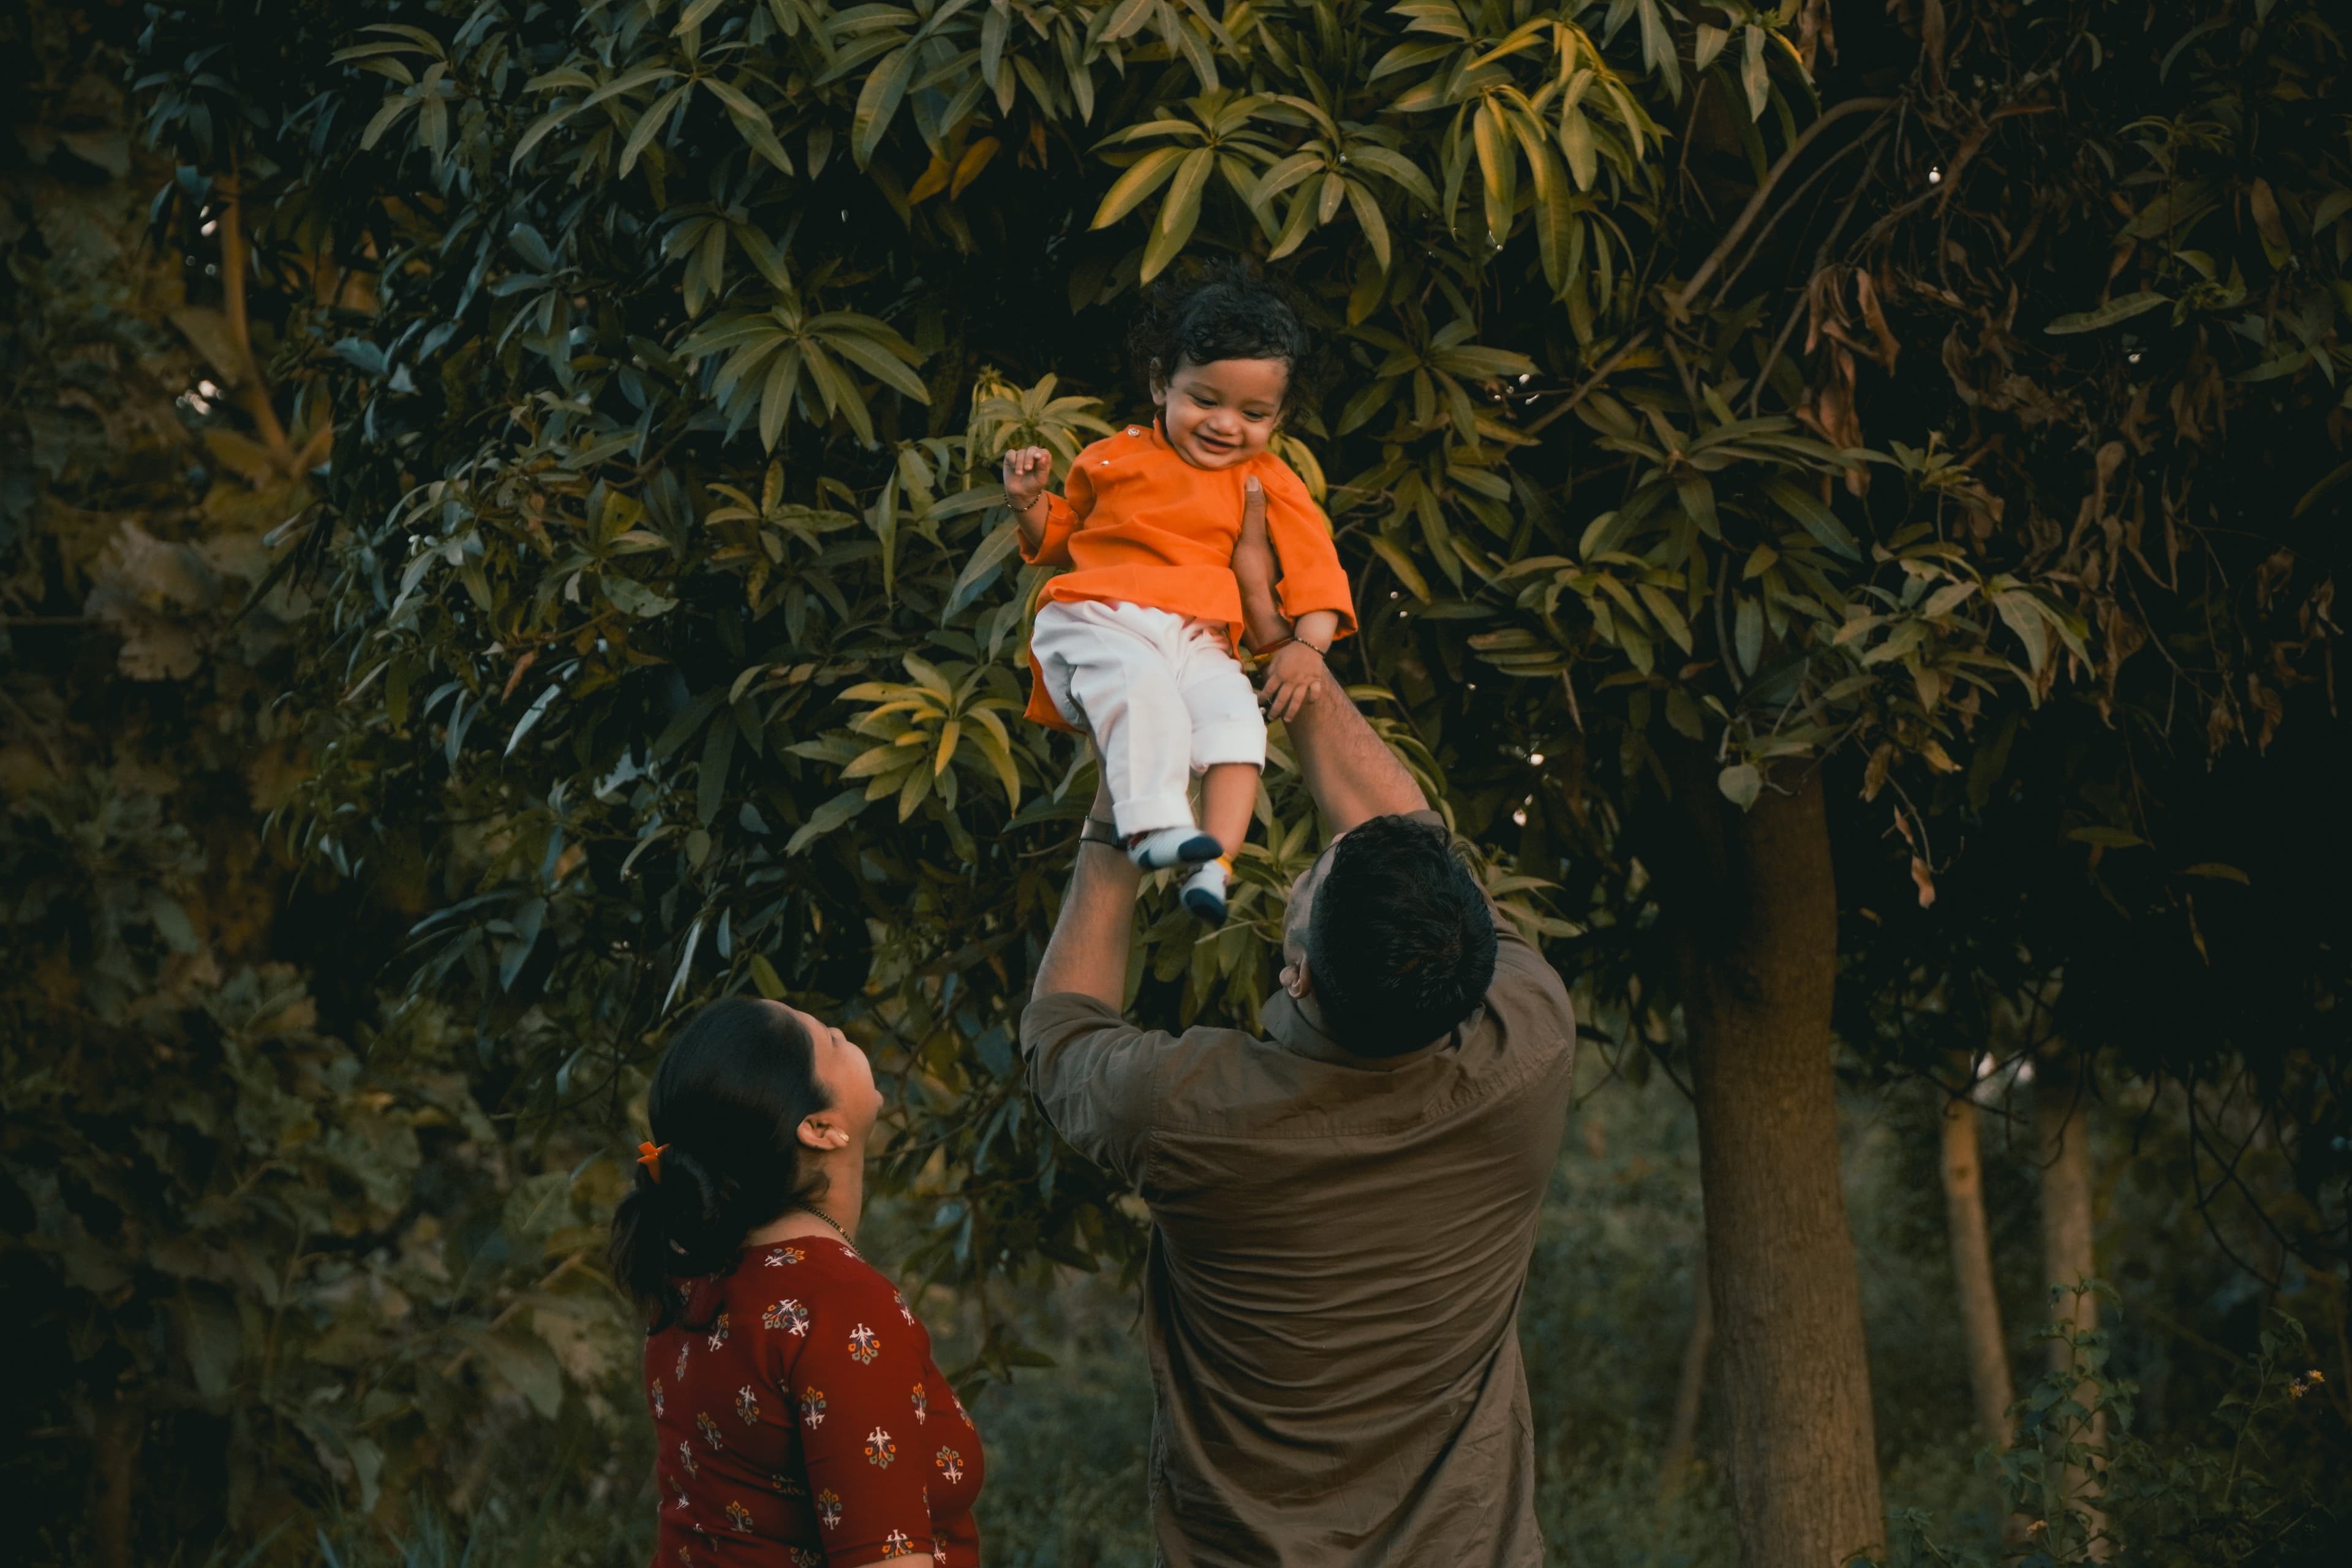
[
  {"xmin": 775, "ymin": 1001, "xmax": 883, "ymax": 1140},
  {"xmin": 1153, "ymin": 355, "xmax": 1289, "ymax": 470}
]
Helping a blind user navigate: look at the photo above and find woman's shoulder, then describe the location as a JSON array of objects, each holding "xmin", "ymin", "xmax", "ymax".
[
  {"xmin": 741, "ymin": 1236, "xmax": 899, "ymax": 1303},
  {"xmin": 735, "ymin": 1238, "xmax": 925, "ymax": 1360}
]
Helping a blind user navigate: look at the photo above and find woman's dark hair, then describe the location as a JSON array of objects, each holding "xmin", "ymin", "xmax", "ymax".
[
  {"xmin": 609, "ymin": 997, "xmax": 831, "ymax": 1329},
  {"xmin": 1307, "ymin": 816, "xmax": 1499, "ymax": 1058},
  {"xmin": 1126, "ymin": 261, "xmax": 1322, "ymax": 412}
]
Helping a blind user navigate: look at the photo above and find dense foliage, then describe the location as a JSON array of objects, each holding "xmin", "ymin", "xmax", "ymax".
[{"xmin": 6, "ymin": 0, "xmax": 2351, "ymax": 1561}]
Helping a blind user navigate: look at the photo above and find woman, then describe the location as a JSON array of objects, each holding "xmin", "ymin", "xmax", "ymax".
[{"xmin": 612, "ymin": 997, "xmax": 983, "ymax": 1567}]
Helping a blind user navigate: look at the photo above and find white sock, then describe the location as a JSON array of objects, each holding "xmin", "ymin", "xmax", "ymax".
[
  {"xmin": 1180, "ymin": 858, "xmax": 1231, "ymax": 924},
  {"xmin": 1128, "ymin": 825, "xmax": 1221, "ymax": 869}
]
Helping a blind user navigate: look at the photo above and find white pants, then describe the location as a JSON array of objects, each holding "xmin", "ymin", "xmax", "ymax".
[{"xmin": 1030, "ymin": 600, "xmax": 1266, "ymax": 837}]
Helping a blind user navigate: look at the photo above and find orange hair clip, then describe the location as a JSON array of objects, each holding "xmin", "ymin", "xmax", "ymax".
[{"xmin": 636, "ymin": 1140, "xmax": 669, "ymax": 1182}]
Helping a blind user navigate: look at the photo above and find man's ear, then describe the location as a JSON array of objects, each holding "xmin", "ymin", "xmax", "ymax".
[{"xmin": 1283, "ymin": 952, "xmax": 1313, "ymax": 1000}]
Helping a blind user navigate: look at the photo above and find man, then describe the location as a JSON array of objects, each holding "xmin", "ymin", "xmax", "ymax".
[{"xmin": 1021, "ymin": 650, "xmax": 1579, "ymax": 1566}]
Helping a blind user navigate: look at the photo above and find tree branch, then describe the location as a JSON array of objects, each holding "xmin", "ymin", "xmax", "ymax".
[
  {"xmin": 1673, "ymin": 97, "xmax": 1898, "ymax": 313},
  {"xmin": 214, "ymin": 173, "xmax": 294, "ymax": 466}
]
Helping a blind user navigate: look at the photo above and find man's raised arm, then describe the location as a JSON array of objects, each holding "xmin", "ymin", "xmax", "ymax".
[
  {"xmin": 1233, "ymin": 480, "xmax": 1430, "ymax": 835},
  {"xmin": 1283, "ymin": 677, "xmax": 1429, "ymax": 835},
  {"xmin": 1030, "ymin": 775, "xmax": 1140, "ymax": 1008}
]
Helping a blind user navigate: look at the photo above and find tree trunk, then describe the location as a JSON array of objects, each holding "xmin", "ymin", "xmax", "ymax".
[
  {"xmin": 1940, "ymin": 1088, "xmax": 2014, "ymax": 1447},
  {"xmin": 1658, "ymin": 1248, "xmax": 1712, "ymax": 1500},
  {"xmin": 92, "ymin": 1395, "xmax": 143, "ymax": 1568},
  {"xmin": 1671, "ymin": 758, "xmax": 1884, "ymax": 1568},
  {"xmin": 2037, "ymin": 1055, "xmax": 2107, "ymax": 1551}
]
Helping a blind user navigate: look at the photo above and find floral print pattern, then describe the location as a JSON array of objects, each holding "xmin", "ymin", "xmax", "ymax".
[
  {"xmin": 864, "ymin": 1425, "xmax": 897, "ymax": 1468},
  {"xmin": 643, "ymin": 1236, "xmax": 979, "ymax": 1566}
]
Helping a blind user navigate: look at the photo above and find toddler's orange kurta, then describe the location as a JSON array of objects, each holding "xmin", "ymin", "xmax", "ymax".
[{"xmin": 1019, "ymin": 422, "xmax": 1356, "ymax": 729}]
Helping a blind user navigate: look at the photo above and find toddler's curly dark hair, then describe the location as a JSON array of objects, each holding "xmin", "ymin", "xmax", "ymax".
[{"xmin": 1126, "ymin": 262, "xmax": 1324, "ymax": 413}]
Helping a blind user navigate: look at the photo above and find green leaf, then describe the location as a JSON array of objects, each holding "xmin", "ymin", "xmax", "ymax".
[
  {"xmin": 2046, "ymin": 292, "xmax": 2170, "ymax": 335},
  {"xmin": 944, "ymin": 519, "xmax": 1021, "ymax": 617},
  {"xmin": 788, "ymin": 789, "xmax": 870, "ymax": 853},
  {"xmin": 1368, "ymin": 534, "xmax": 1431, "ymax": 601},
  {"xmin": 1718, "ymin": 763, "xmax": 1762, "ymax": 809},
  {"xmin": 471, "ymin": 1329, "xmax": 564, "ymax": 1419},
  {"xmin": 748, "ymin": 953, "xmax": 787, "ymax": 998},
  {"xmin": 852, "ymin": 45, "xmax": 918, "ymax": 167},
  {"xmin": 1764, "ymin": 479, "xmax": 1860, "ymax": 560},
  {"xmin": 601, "ymin": 575, "xmax": 678, "ymax": 618},
  {"xmin": 1092, "ymin": 145, "xmax": 1189, "ymax": 227}
]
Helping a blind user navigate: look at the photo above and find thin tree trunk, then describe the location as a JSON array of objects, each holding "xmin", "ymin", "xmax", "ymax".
[
  {"xmin": 1940, "ymin": 1088, "xmax": 2014, "ymax": 1447},
  {"xmin": 1670, "ymin": 756, "xmax": 1884, "ymax": 1568},
  {"xmin": 2037, "ymin": 1054, "xmax": 2108, "ymax": 1553},
  {"xmin": 92, "ymin": 1396, "xmax": 142, "ymax": 1568},
  {"xmin": 1658, "ymin": 1247, "xmax": 1712, "ymax": 1499}
]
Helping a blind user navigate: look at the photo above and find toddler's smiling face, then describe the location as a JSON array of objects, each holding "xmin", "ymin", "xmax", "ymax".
[{"xmin": 1153, "ymin": 356, "xmax": 1289, "ymax": 470}]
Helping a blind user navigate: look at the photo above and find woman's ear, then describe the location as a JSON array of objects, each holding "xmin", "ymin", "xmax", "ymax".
[{"xmin": 796, "ymin": 1114, "xmax": 848, "ymax": 1152}]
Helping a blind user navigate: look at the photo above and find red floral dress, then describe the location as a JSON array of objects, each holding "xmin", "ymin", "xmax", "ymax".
[{"xmin": 644, "ymin": 1236, "xmax": 984, "ymax": 1566}]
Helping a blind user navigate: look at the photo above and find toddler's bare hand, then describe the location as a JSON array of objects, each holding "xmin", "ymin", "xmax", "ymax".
[
  {"xmin": 1001, "ymin": 447, "xmax": 1052, "ymax": 507},
  {"xmin": 1260, "ymin": 641, "xmax": 1331, "ymax": 723}
]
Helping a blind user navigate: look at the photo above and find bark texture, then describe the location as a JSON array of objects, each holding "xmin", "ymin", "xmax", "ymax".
[
  {"xmin": 92, "ymin": 1396, "xmax": 142, "ymax": 1568},
  {"xmin": 1672, "ymin": 758, "xmax": 1884, "ymax": 1568},
  {"xmin": 2038, "ymin": 1057, "xmax": 2108, "ymax": 1549},
  {"xmin": 1940, "ymin": 1090, "xmax": 2015, "ymax": 1447}
]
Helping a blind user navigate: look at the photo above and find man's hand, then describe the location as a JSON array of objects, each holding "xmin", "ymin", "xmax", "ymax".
[
  {"xmin": 1232, "ymin": 477, "xmax": 1294, "ymax": 654},
  {"xmin": 1261, "ymin": 641, "xmax": 1332, "ymax": 722}
]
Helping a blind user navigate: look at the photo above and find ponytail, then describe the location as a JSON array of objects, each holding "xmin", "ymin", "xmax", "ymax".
[{"xmin": 609, "ymin": 997, "xmax": 830, "ymax": 1330}]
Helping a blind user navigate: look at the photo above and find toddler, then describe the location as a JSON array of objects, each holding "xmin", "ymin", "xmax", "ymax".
[{"xmin": 1000, "ymin": 272, "xmax": 1354, "ymax": 923}]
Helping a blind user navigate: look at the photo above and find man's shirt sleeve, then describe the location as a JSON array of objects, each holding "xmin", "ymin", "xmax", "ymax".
[{"xmin": 1019, "ymin": 992, "xmax": 1175, "ymax": 1185}]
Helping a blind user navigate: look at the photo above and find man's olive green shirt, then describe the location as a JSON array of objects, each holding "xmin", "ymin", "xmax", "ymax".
[{"xmin": 1020, "ymin": 895, "xmax": 1576, "ymax": 1567}]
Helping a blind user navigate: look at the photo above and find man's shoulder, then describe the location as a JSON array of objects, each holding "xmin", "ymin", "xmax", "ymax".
[{"xmin": 1022, "ymin": 990, "xmax": 1263, "ymax": 1060}]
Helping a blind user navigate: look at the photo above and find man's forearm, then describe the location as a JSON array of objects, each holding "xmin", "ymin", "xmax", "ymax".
[
  {"xmin": 1031, "ymin": 837, "xmax": 1140, "ymax": 1007},
  {"xmin": 1286, "ymin": 684, "xmax": 1429, "ymax": 835}
]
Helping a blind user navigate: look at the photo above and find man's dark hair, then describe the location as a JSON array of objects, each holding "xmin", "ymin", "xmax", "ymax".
[
  {"xmin": 1127, "ymin": 262, "xmax": 1319, "ymax": 412},
  {"xmin": 1307, "ymin": 815, "xmax": 1499, "ymax": 1057}
]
